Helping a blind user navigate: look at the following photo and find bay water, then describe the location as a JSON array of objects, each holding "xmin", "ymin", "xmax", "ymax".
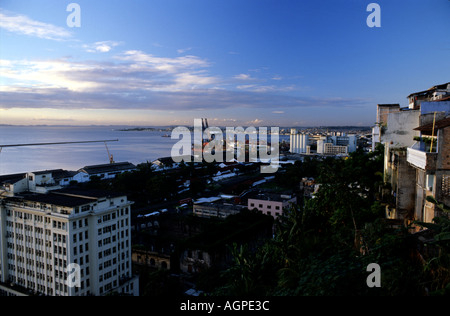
[{"xmin": 0, "ymin": 125, "xmax": 179, "ymax": 175}]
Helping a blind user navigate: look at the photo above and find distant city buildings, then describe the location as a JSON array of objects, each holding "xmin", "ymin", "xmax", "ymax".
[
  {"xmin": 317, "ymin": 133, "xmax": 357, "ymax": 155},
  {"xmin": 289, "ymin": 128, "xmax": 358, "ymax": 156}
]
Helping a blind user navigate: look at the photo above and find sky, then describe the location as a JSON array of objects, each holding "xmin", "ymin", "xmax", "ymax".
[{"xmin": 0, "ymin": 0, "xmax": 449, "ymax": 127}]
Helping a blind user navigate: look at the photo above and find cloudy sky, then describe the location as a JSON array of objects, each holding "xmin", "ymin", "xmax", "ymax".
[{"xmin": 0, "ymin": 0, "xmax": 449, "ymax": 127}]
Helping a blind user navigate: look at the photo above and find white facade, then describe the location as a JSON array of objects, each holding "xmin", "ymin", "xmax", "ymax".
[
  {"xmin": 0, "ymin": 191, "xmax": 138, "ymax": 296},
  {"xmin": 317, "ymin": 135, "xmax": 356, "ymax": 155},
  {"xmin": 290, "ymin": 129, "xmax": 309, "ymax": 154}
]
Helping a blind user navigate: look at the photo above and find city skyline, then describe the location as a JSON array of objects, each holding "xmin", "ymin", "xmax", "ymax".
[{"xmin": 1, "ymin": 0, "xmax": 449, "ymax": 127}]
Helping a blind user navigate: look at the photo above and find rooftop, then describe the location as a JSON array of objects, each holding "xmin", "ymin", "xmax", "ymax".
[
  {"xmin": 3, "ymin": 188, "xmax": 127, "ymax": 208},
  {"xmin": 247, "ymin": 191, "xmax": 295, "ymax": 203},
  {"xmin": 79, "ymin": 162, "xmax": 136, "ymax": 174},
  {"xmin": 407, "ymin": 82, "xmax": 450, "ymax": 98},
  {"xmin": 414, "ymin": 117, "xmax": 450, "ymax": 135},
  {"xmin": 31, "ymin": 169, "xmax": 78, "ymax": 180},
  {"xmin": 0, "ymin": 173, "xmax": 26, "ymax": 185},
  {"xmin": 53, "ymin": 188, "xmax": 126, "ymax": 199},
  {"xmin": 5, "ymin": 192, "xmax": 95, "ymax": 208}
]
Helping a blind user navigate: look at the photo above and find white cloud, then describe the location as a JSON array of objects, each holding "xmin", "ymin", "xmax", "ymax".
[
  {"xmin": 247, "ymin": 119, "xmax": 264, "ymax": 125},
  {"xmin": 233, "ymin": 73, "xmax": 252, "ymax": 80},
  {"xmin": 83, "ymin": 41, "xmax": 121, "ymax": 53},
  {"xmin": 0, "ymin": 48, "xmax": 218, "ymax": 96},
  {"xmin": 177, "ymin": 47, "xmax": 192, "ymax": 54},
  {"xmin": 0, "ymin": 10, "xmax": 72, "ymax": 41},
  {"xmin": 116, "ymin": 50, "xmax": 210, "ymax": 72},
  {"xmin": 237, "ymin": 83, "xmax": 295, "ymax": 93},
  {"xmin": 0, "ymin": 52, "xmax": 371, "ymax": 113}
]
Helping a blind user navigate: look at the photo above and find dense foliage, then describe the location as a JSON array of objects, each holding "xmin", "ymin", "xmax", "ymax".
[{"xmin": 210, "ymin": 146, "xmax": 450, "ymax": 296}]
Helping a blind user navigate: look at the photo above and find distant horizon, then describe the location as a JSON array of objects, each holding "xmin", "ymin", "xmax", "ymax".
[{"xmin": 0, "ymin": 123, "xmax": 373, "ymax": 129}]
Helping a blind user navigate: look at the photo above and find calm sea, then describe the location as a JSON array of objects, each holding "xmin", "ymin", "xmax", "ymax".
[
  {"xmin": 0, "ymin": 125, "xmax": 291, "ymax": 175},
  {"xmin": 0, "ymin": 125, "xmax": 179, "ymax": 175}
]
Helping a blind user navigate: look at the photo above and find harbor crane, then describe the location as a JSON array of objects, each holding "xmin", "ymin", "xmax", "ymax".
[{"xmin": 104, "ymin": 141, "xmax": 115, "ymax": 164}]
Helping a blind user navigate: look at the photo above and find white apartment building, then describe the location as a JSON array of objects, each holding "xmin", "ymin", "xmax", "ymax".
[
  {"xmin": 0, "ymin": 189, "xmax": 139, "ymax": 296},
  {"xmin": 316, "ymin": 134, "xmax": 357, "ymax": 155}
]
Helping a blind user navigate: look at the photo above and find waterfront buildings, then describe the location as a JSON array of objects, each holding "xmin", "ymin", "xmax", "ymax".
[{"xmin": 77, "ymin": 162, "xmax": 137, "ymax": 181}]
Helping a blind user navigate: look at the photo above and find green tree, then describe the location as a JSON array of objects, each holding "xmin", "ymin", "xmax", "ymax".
[{"xmin": 415, "ymin": 196, "xmax": 450, "ymax": 294}]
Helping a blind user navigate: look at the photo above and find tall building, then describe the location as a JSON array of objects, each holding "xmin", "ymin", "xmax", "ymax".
[
  {"xmin": 0, "ymin": 184, "xmax": 138, "ymax": 296},
  {"xmin": 290, "ymin": 129, "xmax": 309, "ymax": 154}
]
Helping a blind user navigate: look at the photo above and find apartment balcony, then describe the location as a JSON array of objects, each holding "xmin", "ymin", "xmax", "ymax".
[{"xmin": 406, "ymin": 141, "xmax": 438, "ymax": 170}]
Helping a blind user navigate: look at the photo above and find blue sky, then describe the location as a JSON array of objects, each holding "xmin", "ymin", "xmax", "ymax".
[{"xmin": 0, "ymin": 0, "xmax": 449, "ymax": 127}]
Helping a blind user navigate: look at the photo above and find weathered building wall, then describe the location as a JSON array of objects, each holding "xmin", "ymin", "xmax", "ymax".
[{"xmin": 382, "ymin": 110, "xmax": 420, "ymax": 148}]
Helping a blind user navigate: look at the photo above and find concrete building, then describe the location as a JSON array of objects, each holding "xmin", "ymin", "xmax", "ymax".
[
  {"xmin": 247, "ymin": 192, "xmax": 297, "ymax": 219},
  {"xmin": 132, "ymin": 249, "xmax": 170, "ymax": 270},
  {"xmin": 377, "ymin": 82, "xmax": 450, "ymax": 223},
  {"xmin": 407, "ymin": 82, "xmax": 450, "ymax": 110},
  {"xmin": 316, "ymin": 134, "xmax": 357, "ymax": 155},
  {"xmin": 0, "ymin": 170, "xmax": 74, "ymax": 197},
  {"xmin": 0, "ymin": 188, "xmax": 138, "ymax": 296},
  {"xmin": 372, "ymin": 104, "xmax": 401, "ymax": 151},
  {"xmin": 0, "ymin": 163, "xmax": 137, "ymax": 195},
  {"xmin": 193, "ymin": 201, "xmax": 244, "ymax": 219},
  {"xmin": 290, "ymin": 129, "xmax": 310, "ymax": 154},
  {"xmin": 407, "ymin": 116, "xmax": 450, "ymax": 223}
]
